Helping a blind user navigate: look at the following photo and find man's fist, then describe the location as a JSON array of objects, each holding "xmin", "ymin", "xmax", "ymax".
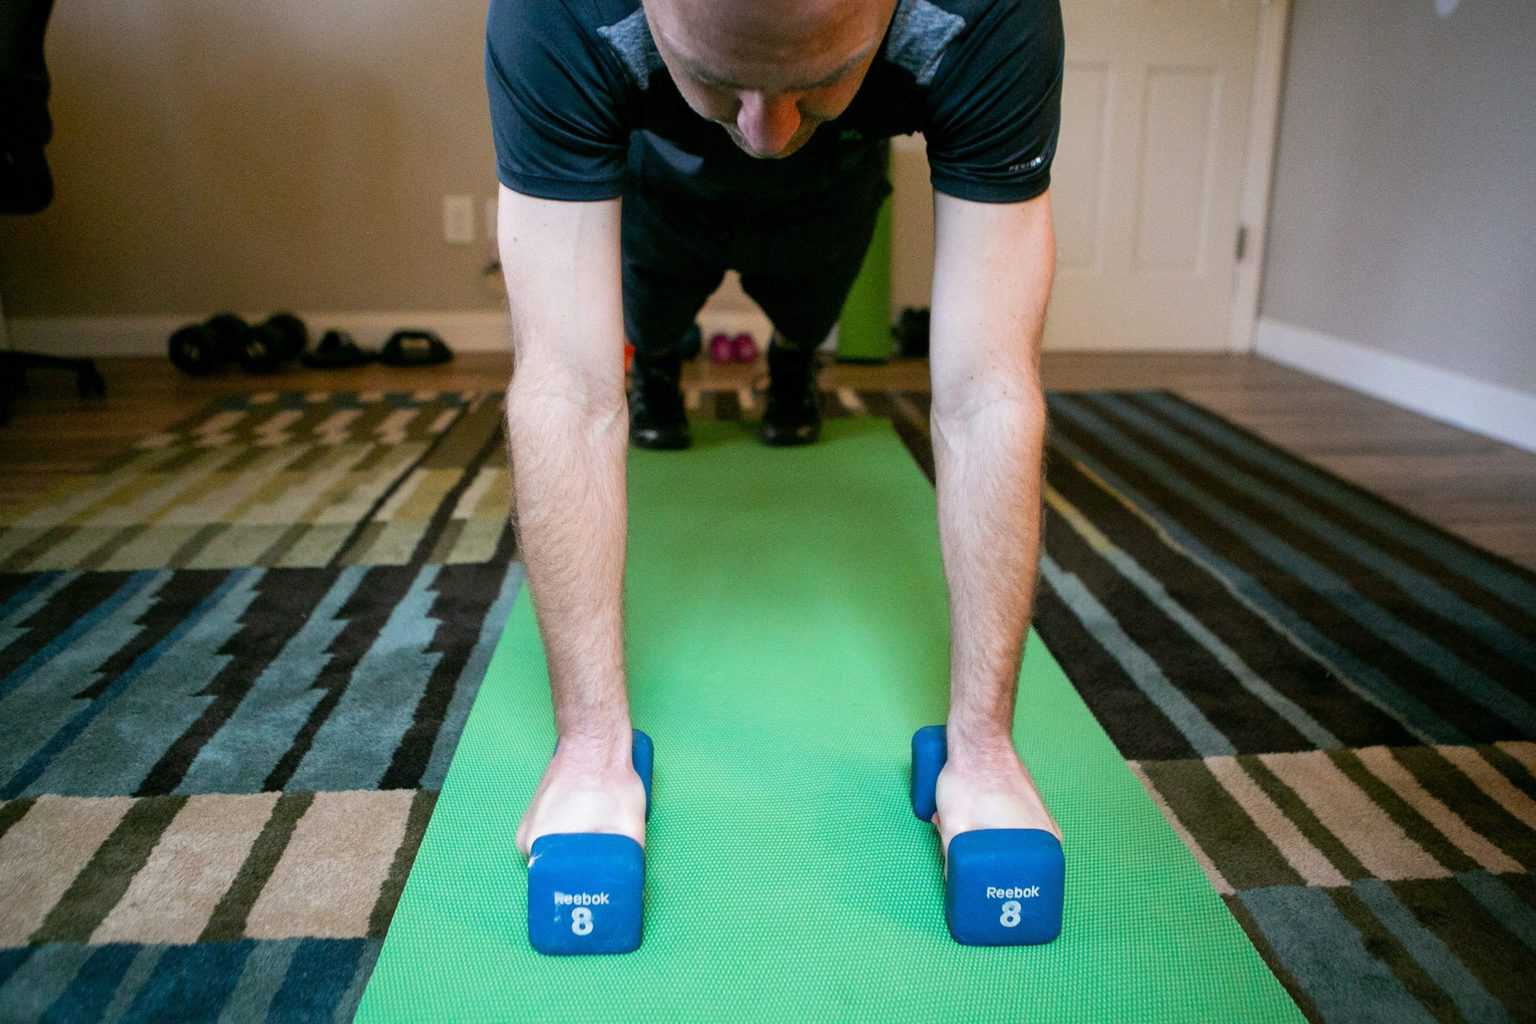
[{"xmin": 516, "ymin": 740, "xmax": 649, "ymax": 860}]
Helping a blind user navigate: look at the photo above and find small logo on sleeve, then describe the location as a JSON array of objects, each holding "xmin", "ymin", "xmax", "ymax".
[{"xmin": 1008, "ymin": 154, "xmax": 1047, "ymax": 174}]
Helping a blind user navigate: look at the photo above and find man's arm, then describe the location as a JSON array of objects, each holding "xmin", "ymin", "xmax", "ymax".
[
  {"xmin": 498, "ymin": 184, "xmax": 646, "ymax": 855},
  {"xmin": 927, "ymin": 187, "xmax": 1061, "ymax": 852}
]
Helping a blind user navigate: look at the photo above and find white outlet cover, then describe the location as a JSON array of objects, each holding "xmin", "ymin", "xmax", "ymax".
[{"xmin": 443, "ymin": 195, "xmax": 476, "ymax": 244}]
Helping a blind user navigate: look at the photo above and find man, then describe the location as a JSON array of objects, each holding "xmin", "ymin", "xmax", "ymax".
[{"xmin": 489, "ymin": 0, "xmax": 1064, "ymax": 876}]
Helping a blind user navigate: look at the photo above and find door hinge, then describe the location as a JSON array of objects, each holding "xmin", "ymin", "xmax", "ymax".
[{"xmin": 1236, "ymin": 225, "xmax": 1249, "ymax": 262}]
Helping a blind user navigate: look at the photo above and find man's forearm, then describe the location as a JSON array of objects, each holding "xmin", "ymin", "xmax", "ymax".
[
  {"xmin": 505, "ymin": 369, "xmax": 632, "ymax": 762},
  {"xmin": 931, "ymin": 386, "xmax": 1047, "ymax": 757}
]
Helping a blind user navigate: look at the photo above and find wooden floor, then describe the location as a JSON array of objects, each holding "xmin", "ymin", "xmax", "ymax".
[{"xmin": 3, "ymin": 352, "xmax": 1533, "ymax": 569}]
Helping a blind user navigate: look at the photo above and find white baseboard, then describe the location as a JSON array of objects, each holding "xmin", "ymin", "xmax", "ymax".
[
  {"xmin": 6, "ymin": 311, "xmax": 513, "ymax": 357},
  {"xmin": 1256, "ymin": 317, "xmax": 1536, "ymax": 453},
  {"xmin": 5, "ymin": 305, "xmax": 778, "ymax": 358}
]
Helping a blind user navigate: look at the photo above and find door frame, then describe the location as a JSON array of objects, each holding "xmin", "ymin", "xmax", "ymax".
[{"xmin": 1228, "ymin": 0, "xmax": 1293, "ymax": 352}]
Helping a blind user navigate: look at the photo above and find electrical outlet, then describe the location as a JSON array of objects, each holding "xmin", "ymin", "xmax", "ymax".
[{"xmin": 443, "ymin": 195, "xmax": 475, "ymax": 245}]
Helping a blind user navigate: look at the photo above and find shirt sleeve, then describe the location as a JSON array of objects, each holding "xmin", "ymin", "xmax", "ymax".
[
  {"xmin": 923, "ymin": 0, "xmax": 1064, "ymax": 204},
  {"xmin": 485, "ymin": 0, "xmax": 631, "ymax": 201}
]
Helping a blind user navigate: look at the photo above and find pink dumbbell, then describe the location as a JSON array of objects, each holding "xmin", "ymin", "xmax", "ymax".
[
  {"xmin": 731, "ymin": 333, "xmax": 759, "ymax": 363},
  {"xmin": 708, "ymin": 332, "xmax": 735, "ymax": 364}
]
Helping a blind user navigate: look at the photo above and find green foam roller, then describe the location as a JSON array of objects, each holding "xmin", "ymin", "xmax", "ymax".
[{"xmin": 836, "ymin": 175, "xmax": 894, "ymax": 363}]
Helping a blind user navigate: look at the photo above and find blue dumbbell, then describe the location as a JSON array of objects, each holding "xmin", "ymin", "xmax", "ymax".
[
  {"xmin": 527, "ymin": 730, "xmax": 653, "ymax": 955},
  {"xmin": 911, "ymin": 724, "xmax": 1064, "ymax": 946}
]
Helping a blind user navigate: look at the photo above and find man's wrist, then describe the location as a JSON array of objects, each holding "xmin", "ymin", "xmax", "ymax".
[
  {"xmin": 553, "ymin": 707, "xmax": 634, "ymax": 771},
  {"xmin": 944, "ymin": 710, "xmax": 1019, "ymax": 770}
]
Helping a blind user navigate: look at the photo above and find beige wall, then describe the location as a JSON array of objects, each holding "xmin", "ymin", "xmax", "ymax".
[
  {"xmin": 0, "ymin": 2, "xmax": 939, "ymax": 342},
  {"xmin": 0, "ymin": 1, "xmax": 501, "ymax": 318},
  {"xmin": 1260, "ymin": 0, "xmax": 1536, "ymax": 393}
]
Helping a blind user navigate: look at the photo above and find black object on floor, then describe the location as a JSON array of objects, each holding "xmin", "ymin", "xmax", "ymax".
[
  {"xmin": 243, "ymin": 312, "xmax": 309, "ymax": 372},
  {"xmin": 0, "ymin": 350, "xmax": 105, "ymax": 426},
  {"xmin": 628, "ymin": 352, "xmax": 691, "ymax": 450},
  {"xmin": 379, "ymin": 330, "xmax": 453, "ymax": 367},
  {"xmin": 759, "ymin": 341, "xmax": 822, "ymax": 446},
  {"xmin": 302, "ymin": 330, "xmax": 375, "ymax": 369},
  {"xmin": 167, "ymin": 313, "xmax": 254, "ymax": 375},
  {"xmin": 0, "ymin": 0, "xmax": 104, "ymax": 428}
]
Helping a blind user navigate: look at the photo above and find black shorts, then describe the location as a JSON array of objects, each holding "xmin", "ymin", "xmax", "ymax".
[{"xmin": 621, "ymin": 137, "xmax": 891, "ymax": 357}]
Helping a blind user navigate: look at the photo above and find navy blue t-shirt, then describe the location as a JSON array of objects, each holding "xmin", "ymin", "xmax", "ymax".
[{"xmin": 485, "ymin": 0, "xmax": 1063, "ymax": 205}]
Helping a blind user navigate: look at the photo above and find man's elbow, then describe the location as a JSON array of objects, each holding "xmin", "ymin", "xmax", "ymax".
[
  {"xmin": 506, "ymin": 355, "xmax": 626, "ymax": 433},
  {"xmin": 931, "ymin": 374, "xmax": 1045, "ymax": 435}
]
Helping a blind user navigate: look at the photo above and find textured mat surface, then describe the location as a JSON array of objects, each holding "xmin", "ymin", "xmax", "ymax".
[{"xmin": 358, "ymin": 416, "xmax": 1300, "ymax": 1022}]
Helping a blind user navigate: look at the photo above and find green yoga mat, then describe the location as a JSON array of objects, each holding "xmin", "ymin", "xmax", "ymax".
[{"xmin": 357, "ymin": 418, "xmax": 1302, "ymax": 1023}]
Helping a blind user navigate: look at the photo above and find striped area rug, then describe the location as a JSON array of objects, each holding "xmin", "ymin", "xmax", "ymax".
[
  {"xmin": 0, "ymin": 390, "xmax": 523, "ymax": 1022},
  {"xmin": 1, "ymin": 385, "xmax": 1533, "ymax": 1022}
]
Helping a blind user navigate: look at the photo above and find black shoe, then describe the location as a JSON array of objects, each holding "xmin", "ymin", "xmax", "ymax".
[
  {"xmin": 627, "ymin": 352, "xmax": 691, "ymax": 450},
  {"xmin": 759, "ymin": 339, "xmax": 822, "ymax": 446}
]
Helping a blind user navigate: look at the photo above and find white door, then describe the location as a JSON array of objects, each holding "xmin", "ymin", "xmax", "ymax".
[
  {"xmin": 1049, "ymin": 0, "xmax": 1266, "ymax": 351},
  {"xmin": 889, "ymin": 0, "xmax": 1272, "ymax": 353}
]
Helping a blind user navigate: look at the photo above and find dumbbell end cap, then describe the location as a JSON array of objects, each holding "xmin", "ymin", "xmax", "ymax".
[
  {"xmin": 632, "ymin": 729, "xmax": 654, "ymax": 820},
  {"xmin": 528, "ymin": 833, "xmax": 645, "ymax": 955},
  {"xmin": 946, "ymin": 828, "xmax": 1064, "ymax": 946},
  {"xmin": 911, "ymin": 724, "xmax": 948, "ymax": 822}
]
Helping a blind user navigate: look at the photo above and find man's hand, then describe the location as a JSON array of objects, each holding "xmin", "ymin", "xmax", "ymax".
[
  {"xmin": 931, "ymin": 732, "xmax": 1061, "ymax": 864},
  {"xmin": 516, "ymin": 738, "xmax": 649, "ymax": 859}
]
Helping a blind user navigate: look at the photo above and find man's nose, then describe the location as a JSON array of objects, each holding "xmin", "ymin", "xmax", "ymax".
[{"xmin": 736, "ymin": 92, "xmax": 801, "ymax": 156}]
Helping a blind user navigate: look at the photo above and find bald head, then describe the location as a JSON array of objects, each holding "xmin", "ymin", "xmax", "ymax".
[{"xmin": 644, "ymin": 0, "xmax": 897, "ymax": 158}]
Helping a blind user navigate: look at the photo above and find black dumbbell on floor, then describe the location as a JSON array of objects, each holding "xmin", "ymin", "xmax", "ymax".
[
  {"xmin": 240, "ymin": 313, "xmax": 309, "ymax": 374},
  {"xmin": 167, "ymin": 312, "xmax": 309, "ymax": 376},
  {"xmin": 167, "ymin": 313, "xmax": 250, "ymax": 376}
]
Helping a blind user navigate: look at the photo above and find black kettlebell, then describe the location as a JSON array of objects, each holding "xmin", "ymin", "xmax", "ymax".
[
  {"xmin": 167, "ymin": 312, "xmax": 252, "ymax": 376},
  {"xmin": 263, "ymin": 312, "xmax": 309, "ymax": 362},
  {"xmin": 241, "ymin": 312, "xmax": 309, "ymax": 373}
]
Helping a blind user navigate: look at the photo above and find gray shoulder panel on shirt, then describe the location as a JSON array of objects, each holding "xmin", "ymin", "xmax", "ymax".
[
  {"xmin": 596, "ymin": 8, "xmax": 665, "ymax": 89},
  {"xmin": 598, "ymin": 0, "xmax": 966, "ymax": 91},
  {"xmin": 883, "ymin": 0, "xmax": 966, "ymax": 86}
]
